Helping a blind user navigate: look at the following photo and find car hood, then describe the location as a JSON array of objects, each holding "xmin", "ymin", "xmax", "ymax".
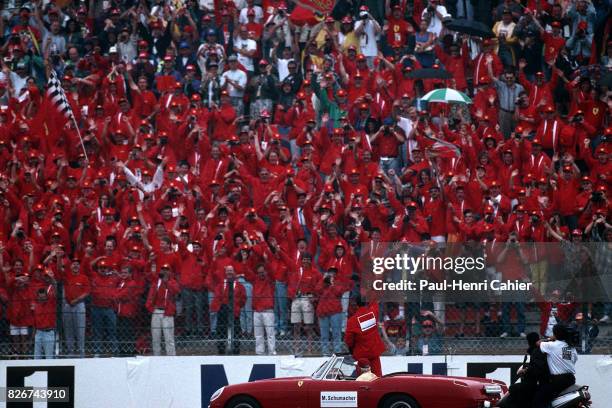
[{"xmin": 384, "ymin": 373, "xmax": 506, "ymax": 386}]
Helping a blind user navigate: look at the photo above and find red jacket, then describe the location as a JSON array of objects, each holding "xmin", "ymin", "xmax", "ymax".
[
  {"xmin": 31, "ymin": 284, "xmax": 57, "ymax": 330},
  {"xmin": 7, "ymin": 275, "xmax": 34, "ymax": 327},
  {"xmin": 145, "ymin": 278, "xmax": 180, "ymax": 316},
  {"xmin": 178, "ymin": 252, "xmax": 207, "ymax": 291},
  {"xmin": 286, "ymin": 265, "xmax": 319, "ymax": 300},
  {"xmin": 116, "ymin": 278, "xmax": 145, "ymax": 318},
  {"xmin": 314, "ymin": 276, "xmax": 345, "ymax": 317},
  {"xmin": 344, "ymin": 302, "xmax": 386, "ymax": 360},
  {"xmin": 210, "ymin": 279, "xmax": 246, "ymax": 316},
  {"xmin": 252, "ymin": 272, "xmax": 275, "ymax": 312}
]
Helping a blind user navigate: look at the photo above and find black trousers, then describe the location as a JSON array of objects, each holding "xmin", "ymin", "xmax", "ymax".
[
  {"xmin": 216, "ymin": 304, "xmax": 240, "ymax": 355},
  {"xmin": 532, "ymin": 373, "xmax": 575, "ymax": 408}
]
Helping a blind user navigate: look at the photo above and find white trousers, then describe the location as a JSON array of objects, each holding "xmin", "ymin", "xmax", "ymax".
[
  {"xmin": 253, "ymin": 310, "xmax": 276, "ymax": 355},
  {"xmin": 151, "ymin": 309, "xmax": 176, "ymax": 356}
]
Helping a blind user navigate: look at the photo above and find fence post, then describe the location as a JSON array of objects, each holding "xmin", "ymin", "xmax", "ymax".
[{"xmin": 228, "ymin": 280, "xmax": 235, "ymax": 353}]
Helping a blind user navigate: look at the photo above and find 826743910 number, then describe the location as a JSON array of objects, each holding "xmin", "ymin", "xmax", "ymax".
[{"xmin": 4, "ymin": 387, "xmax": 69, "ymax": 402}]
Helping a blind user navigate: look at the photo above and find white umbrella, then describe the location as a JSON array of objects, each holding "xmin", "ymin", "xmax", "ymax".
[{"xmin": 422, "ymin": 88, "xmax": 472, "ymax": 104}]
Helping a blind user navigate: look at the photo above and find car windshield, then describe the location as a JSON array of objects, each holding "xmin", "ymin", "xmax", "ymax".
[
  {"xmin": 312, "ymin": 356, "xmax": 358, "ymax": 381},
  {"xmin": 311, "ymin": 359, "xmax": 331, "ymax": 380}
]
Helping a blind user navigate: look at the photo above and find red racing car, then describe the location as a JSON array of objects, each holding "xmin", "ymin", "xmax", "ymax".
[{"xmin": 208, "ymin": 355, "xmax": 507, "ymax": 408}]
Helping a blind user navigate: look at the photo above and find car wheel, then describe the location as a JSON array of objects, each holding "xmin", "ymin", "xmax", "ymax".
[
  {"xmin": 225, "ymin": 395, "xmax": 261, "ymax": 408},
  {"xmin": 382, "ymin": 394, "xmax": 420, "ymax": 408}
]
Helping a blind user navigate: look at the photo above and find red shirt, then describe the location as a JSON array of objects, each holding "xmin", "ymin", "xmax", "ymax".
[
  {"xmin": 314, "ymin": 276, "xmax": 345, "ymax": 317},
  {"xmin": 64, "ymin": 272, "xmax": 91, "ymax": 305},
  {"xmin": 91, "ymin": 273, "xmax": 119, "ymax": 308},
  {"xmin": 252, "ymin": 272, "xmax": 275, "ymax": 311},
  {"xmin": 542, "ymin": 32, "xmax": 565, "ymax": 63},
  {"xmin": 287, "ymin": 265, "xmax": 319, "ymax": 299},
  {"xmin": 423, "ymin": 197, "xmax": 446, "ymax": 236},
  {"xmin": 31, "ymin": 285, "xmax": 57, "ymax": 330},
  {"xmin": 386, "ymin": 16, "xmax": 413, "ymax": 47},
  {"xmin": 554, "ymin": 177, "xmax": 579, "ymax": 216},
  {"xmin": 6, "ymin": 276, "xmax": 33, "ymax": 327}
]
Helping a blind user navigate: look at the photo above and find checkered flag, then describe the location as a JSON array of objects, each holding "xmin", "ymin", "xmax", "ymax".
[{"xmin": 46, "ymin": 69, "xmax": 74, "ymax": 120}]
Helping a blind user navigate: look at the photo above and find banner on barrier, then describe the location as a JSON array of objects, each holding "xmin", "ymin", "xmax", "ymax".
[{"xmin": 0, "ymin": 355, "xmax": 609, "ymax": 408}]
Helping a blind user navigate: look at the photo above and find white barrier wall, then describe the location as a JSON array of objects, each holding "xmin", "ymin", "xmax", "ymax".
[{"xmin": 0, "ymin": 355, "xmax": 610, "ymax": 408}]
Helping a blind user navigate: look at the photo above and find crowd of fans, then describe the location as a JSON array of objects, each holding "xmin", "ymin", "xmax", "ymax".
[{"xmin": 0, "ymin": 0, "xmax": 610, "ymax": 359}]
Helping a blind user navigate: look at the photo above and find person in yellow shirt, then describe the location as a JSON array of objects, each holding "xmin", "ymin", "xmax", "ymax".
[
  {"xmin": 355, "ymin": 358, "xmax": 378, "ymax": 381},
  {"xmin": 493, "ymin": 9, "xmax": 518, "ymax": 67}
]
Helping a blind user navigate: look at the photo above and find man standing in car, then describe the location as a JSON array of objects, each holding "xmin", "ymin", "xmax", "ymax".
[{"xmin": 345, "ymin": 297, "xmax": 385, "ymax": 377}]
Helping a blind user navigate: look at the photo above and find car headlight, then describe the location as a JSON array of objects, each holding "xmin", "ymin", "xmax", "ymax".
[
  {"xmin": 210, "ymin": 387, "xmax": 225, "ymax": 402},
  {"xmin": 484, "ymin": 384, "xmax": 502, "ymax": 395}
]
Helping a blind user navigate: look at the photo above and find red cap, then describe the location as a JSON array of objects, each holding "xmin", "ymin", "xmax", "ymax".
[
  {"xmin": 571, "ymin": 229, "xmax": 583, "ymax": 236},
  {"xmin": 551, "ymin": 21, "xmax": 561, "ymax": 28},
  {"xmin": 544, "ymin": 105, "xmax": 555, "ymax": 113},
  {"xmin": 357, "ymin": 358, "xmax": 370, "ymax": 368},
  {"xmin": 532, "ymin": 138, "xmax": 542, "ymax": 145}
]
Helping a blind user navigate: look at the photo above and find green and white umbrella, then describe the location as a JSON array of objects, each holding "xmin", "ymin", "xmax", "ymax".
[{"xmin": 422, "ymin": 88, "xmax": 472, "ymax": 104}]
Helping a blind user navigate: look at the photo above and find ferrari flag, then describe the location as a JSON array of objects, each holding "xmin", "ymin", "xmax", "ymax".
[{"xmin": 293, "ymin": 0, "xmax": 336, "ymax": 14}]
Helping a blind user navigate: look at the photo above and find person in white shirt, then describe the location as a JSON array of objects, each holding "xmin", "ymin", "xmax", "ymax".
[
  {"xmin": 421, "ymin": 0, "xmax": 451, "ymax": 37},
  {"xmin": 354, "ymin": 6, "xmax": 381, "ymax": 66},
  {"xmin": 233, "ymin": 25, "xmax": 257, "ymax": 72},
  {"xmin": 238, "ymin": 0, "xmax": 263, "ymax": 24},
  {"xmin": 221, "ymin": 55, "xmax": 248, "ymax": 115},
  {"xmin": 534, "ymin": 324, "xmax": 578, "ymax": 408},
  {"xmin": 118, "ymin": 160, "xmax": 165, "ymax": 195}
]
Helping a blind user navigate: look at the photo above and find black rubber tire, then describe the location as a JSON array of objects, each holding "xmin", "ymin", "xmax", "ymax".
[
  {"xmin": 225, "ymin": 395, "xmax": 262, "ymax": 408},
  {"xmin": 381, "ymin": 394, "xmax": 421, "ymax": 408}
]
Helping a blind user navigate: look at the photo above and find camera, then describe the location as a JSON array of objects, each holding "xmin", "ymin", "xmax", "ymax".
[
  {"xmin": 323, "ymin": 275, "xmax": 332, "ymax": 285},
  {"xmin": 591, "ymin": 191, "xmax": 604, "ymax": 203},
  {"xmin": 359, "ymin": 11, "xmax": 368, "ymax": 19},
  {"xmin": 215, "ymin": 233, "xmax": 223, "ymax": 240},
  {"xmin": 16, "ymin": 230, "xmax": 25, "ymax": 239}
]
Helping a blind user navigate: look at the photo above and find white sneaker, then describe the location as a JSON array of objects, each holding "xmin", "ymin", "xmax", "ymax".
[
  {"xmin": 500, "ymin": 332, "xmax": 509, "ymax": 338},
  {"xmin": 519, "ymin": 332, "xmax": 527, "ymax": 338},
  {"xmin": 599, "ymin": 315, "xmax": 609, "ymax": 324}
]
